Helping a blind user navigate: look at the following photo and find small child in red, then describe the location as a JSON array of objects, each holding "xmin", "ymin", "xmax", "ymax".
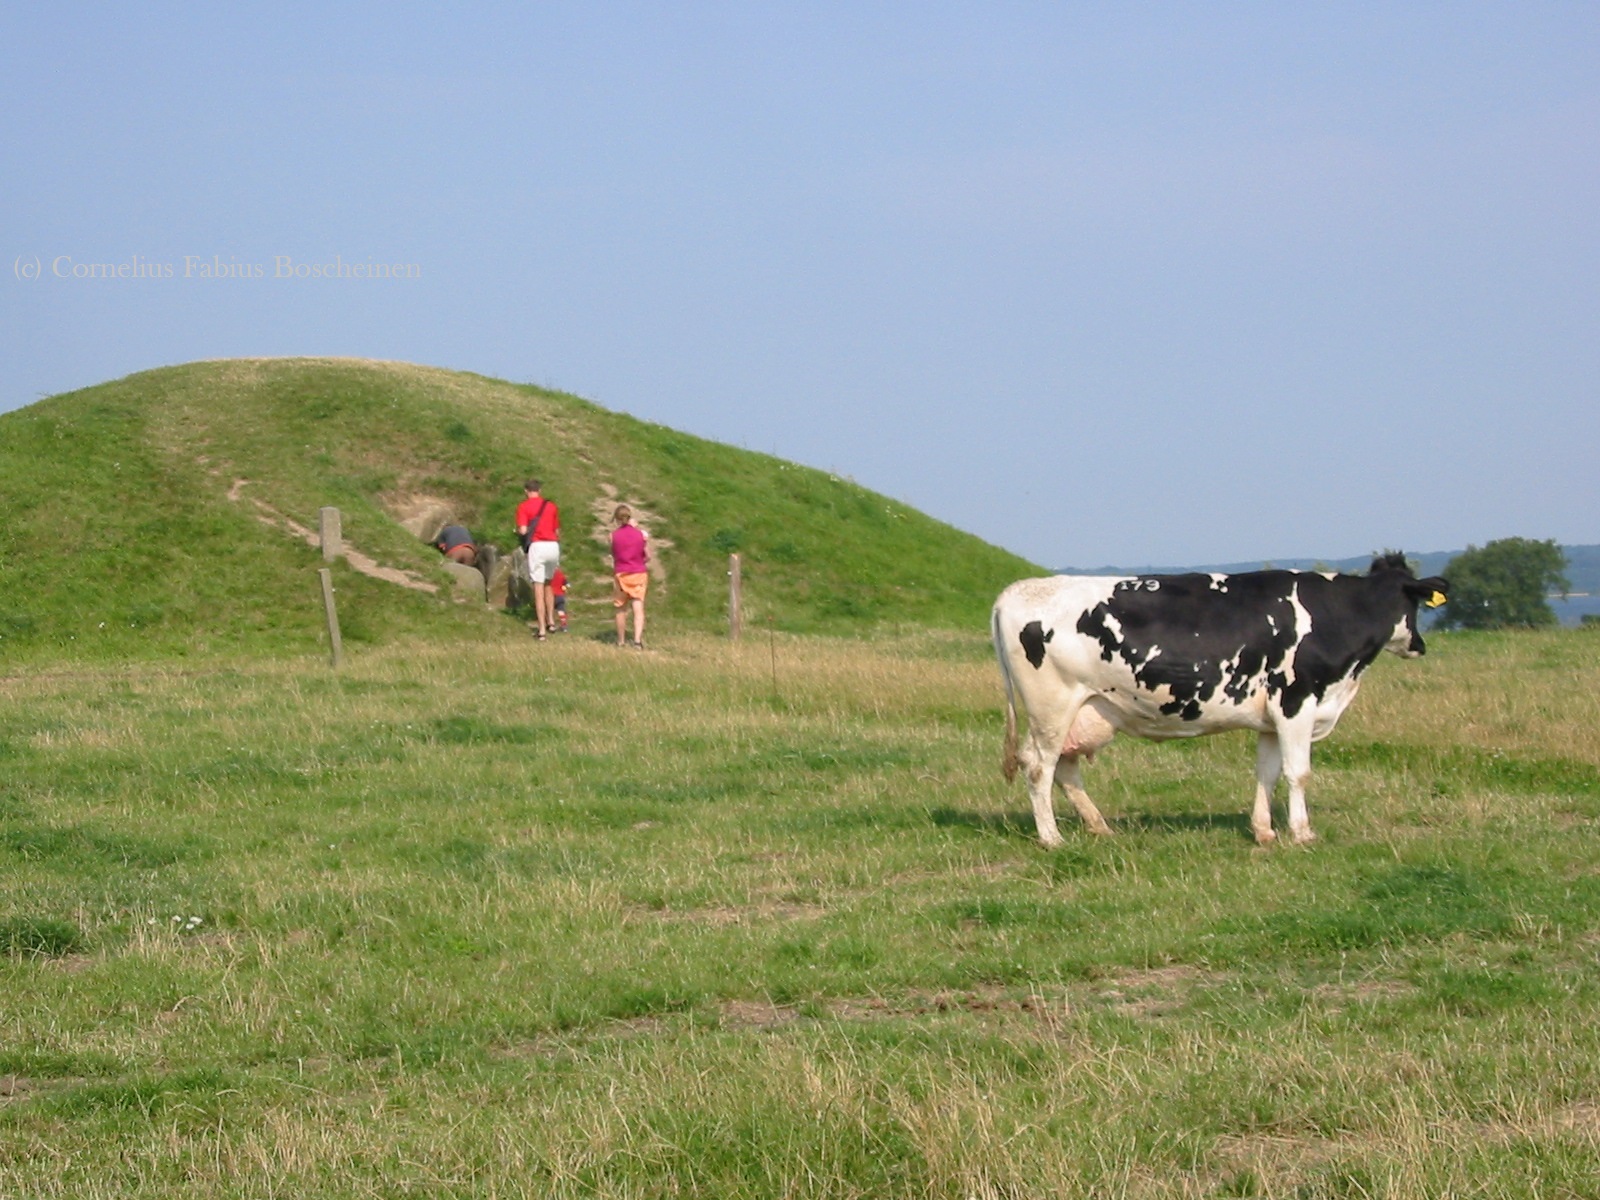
[{"xmin": 550, "ymin": 568, "xmax": 569, "ymax": 632}]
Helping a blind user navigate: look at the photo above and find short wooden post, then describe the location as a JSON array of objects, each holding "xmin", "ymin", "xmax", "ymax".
[
  {"xmin": 318, "ymin": 568, "xmax": 343, "ymax": 669},
  {"xmin": 728, "ymin": 553, "xmax": 743, "ymax": 641},
  {"xmin": 319, "ymin": 507, "xmax": 342, "ymax": 562}
]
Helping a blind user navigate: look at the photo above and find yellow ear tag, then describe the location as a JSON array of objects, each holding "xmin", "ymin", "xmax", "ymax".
[{"xmin": 1427, "ymin": 591, "xmax": 1447, "ymax": 608}]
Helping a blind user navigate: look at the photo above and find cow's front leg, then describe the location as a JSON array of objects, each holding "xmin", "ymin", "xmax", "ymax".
[
  {"xmin": 1251, "ymin": 732, "xmax": 1282, "ymax": 845},
  {"xmin": 1278, "ymin": 723, "xmax": 1317, "ymax": 844}
]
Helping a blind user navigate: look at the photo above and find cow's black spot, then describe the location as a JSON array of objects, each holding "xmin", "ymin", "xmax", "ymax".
[
  {"xmin": 1079, "ymin": 573, "xmax": 1303, "ymax": 712},
  {"xmin": 1019, "ymin": 621, "xmax": 1054, "ymax": 669},
  {"xmin": 1280, "ymin": 569, "xmax": 1412, "ymax": 717},
  {"xmin": 1160, "ymin": 697, "xmax": 1203, "ymax": 721}
]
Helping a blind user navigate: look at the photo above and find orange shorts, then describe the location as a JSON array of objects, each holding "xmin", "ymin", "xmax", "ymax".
[{"xmin": 613, "ymin": 572, "xmax": 648, "ymax": 605}]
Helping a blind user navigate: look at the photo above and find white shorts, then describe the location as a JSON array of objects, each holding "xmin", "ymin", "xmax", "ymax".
[{"xmin": 526, "ymin": 540, "xmax": 561, "ymax": 583}]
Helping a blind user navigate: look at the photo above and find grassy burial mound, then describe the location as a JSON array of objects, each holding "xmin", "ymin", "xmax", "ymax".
[{"xmin": 0, "ymin": 358, "xmax": 1038, "ymax": 661}]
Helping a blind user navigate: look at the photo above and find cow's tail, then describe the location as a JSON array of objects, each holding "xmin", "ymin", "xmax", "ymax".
[{"xmin": 993, "ymin": 604, "xmax": 1021, "ymax": 782}]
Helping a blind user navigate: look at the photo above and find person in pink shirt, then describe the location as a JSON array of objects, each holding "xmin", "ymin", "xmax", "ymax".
[{"xmin": 610, "ymin": 505, "xmax": 649, "ymax": 648}]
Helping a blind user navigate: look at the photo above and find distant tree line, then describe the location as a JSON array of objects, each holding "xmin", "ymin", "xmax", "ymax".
[{"xmin": 1434, "ymin": 537, "xmax": 1570, "ymax": 631}]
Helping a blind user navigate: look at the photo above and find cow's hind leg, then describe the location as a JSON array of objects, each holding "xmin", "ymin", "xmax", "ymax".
[
  {"xmin": 1251, "ymin": 732, "xmax": 1282, "ymax": 845},
  {"xmin": 1017, "ymin": 690, "xmax": 1111, "ymax": 847},
  {"xmin": 1016, "ymin": 733, "xmax": 1067, "ymax": 848},
  {"xmin": 1055, "ymin": 755, "xmax": 1113, "ymax": 836},
  {"xmin": 1054, "ymin": 698, "xmax": 1116, "ymax": 835}
]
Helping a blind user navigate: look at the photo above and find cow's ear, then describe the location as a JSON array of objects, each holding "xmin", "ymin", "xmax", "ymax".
[{"xmin": 1405, "ymin": 577, "xmax": 1449, "ymax": 608}]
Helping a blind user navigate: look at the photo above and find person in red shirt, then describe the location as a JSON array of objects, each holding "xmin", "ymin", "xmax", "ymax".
[
  {"xmin": 514, "ymin": 479, "xmax": 561, "ymax": 640},
  {"xmin": 610, "ymin": 504, "xmax": 649, "ymax": 648}
]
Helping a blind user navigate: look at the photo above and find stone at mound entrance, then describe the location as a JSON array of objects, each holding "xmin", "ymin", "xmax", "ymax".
[
  {"xmin": 492, "ymin": 548, "xmax": 532, "ymax": 611},
  {"xmin": 441, "ymin": 560, "xmax": 487, "ymax": 600},
  {"xmin": 388, "ymin": 493, "xmax": 459, "ymax": 541}
]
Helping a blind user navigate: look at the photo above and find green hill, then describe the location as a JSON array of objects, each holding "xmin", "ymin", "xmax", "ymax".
[{"xmin": 0, "ymin": 358, "xmax": 1040, "ymax": 661}]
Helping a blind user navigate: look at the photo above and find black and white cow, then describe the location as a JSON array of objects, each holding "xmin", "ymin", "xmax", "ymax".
[{"xmin": 992, "ymin": 554, "xmax": 1449, "ymax": 846}]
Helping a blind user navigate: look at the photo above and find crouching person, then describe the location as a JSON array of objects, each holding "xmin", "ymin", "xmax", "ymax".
[{"xmin": 434, "ymin": 524, "xmax": 478, "ymax": 567}]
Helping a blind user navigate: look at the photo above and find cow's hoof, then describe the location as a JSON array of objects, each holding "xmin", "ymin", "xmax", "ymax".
[
  {"xmin": 1290, "ymin": 828, "xmax": 1318, "ymax": 845},
  {"xmin": 1253, "ymin": 827, "xmax": 1277, "ymax": 846}
]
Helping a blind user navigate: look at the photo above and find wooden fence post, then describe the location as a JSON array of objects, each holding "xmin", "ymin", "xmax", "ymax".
[
  {"xmin": 318, "ymin": 568, "xmax": 343, "ymax": 669},
  {"xmin": 319, "ymin": 507, "xmax": 342, "ymax": 562},
  {"xmin": 729, "ymin": 553, "xmax": 742, "ymax": 641}
]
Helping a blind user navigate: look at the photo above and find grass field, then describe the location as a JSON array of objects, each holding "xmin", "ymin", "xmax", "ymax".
[{"xmin": 4, "ymin": 622, "xmax": 1600, "ymax": 1198}]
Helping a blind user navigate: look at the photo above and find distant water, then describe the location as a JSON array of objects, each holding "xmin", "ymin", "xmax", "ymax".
[
  {"xmin": 1423, "ymin": 595, "xmax": 1599, "ymax": 630},
  {"xmin": 1551, "ymin": 595, "xmax": 1600, "ymax": 627}
]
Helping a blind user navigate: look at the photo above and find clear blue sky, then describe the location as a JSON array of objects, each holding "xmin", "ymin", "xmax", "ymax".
[{"xmin": 5, "ymin": 4, "xmax": 1596, "ymax": 568}]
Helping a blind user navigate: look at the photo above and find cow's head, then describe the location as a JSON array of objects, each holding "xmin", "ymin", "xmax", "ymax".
[{"xmin": 1369, "ymin": 554, "xmax": 1450, "ymax": 657}]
